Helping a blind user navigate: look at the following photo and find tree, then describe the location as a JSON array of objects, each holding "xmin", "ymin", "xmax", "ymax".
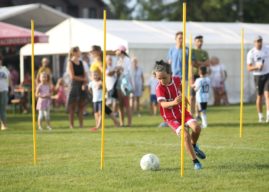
[
  {"xmin": 133, "ymin": 0, "xmax": 269, "ymax": 23},
  {"xmin": 107, "ymin": 0, "xmax": 135, "ymax": 19}
]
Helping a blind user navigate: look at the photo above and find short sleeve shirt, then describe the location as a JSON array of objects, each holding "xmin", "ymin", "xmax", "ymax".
[
  {"xmin": 156, "ymin": 76, "xmax": 183, "ymax": 121},
  {"xmin": 247, "ymin": 47, "xmax": 269, "ymax": 76}
]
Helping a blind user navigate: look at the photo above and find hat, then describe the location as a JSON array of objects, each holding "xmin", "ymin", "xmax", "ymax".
[
  {"xmin": 89, "ymin": 45, "xmax": 102, "ymax": 53},
  {"xmin": 254, "ymin": 35, "xmax": 263, "ymax": 41},
  {"xmin": 116, "ymin": 45, "xmax": 127, "ymax": 52}
]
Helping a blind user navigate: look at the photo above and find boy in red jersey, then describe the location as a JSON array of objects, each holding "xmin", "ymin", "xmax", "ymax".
[{"xmin": 154, "ymin": 60, "xmax": 206, "ymax": 170}]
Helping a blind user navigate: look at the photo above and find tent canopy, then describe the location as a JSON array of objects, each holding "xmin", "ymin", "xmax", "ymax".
[
  {"xmin": 0, "ymin": 21, "xmax": 48, "ymax": 46},
  {"xmin": 0, "ymin": 3, "xmax": 70, "ymax": 32},
  {"xmin": 20, "ymin": 18, "xmax": 269, "ymax": 57}
]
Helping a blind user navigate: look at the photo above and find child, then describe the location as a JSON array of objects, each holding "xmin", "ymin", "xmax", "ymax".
[
  {"xmin": 154, "ymin": 60, "xmax": 206, "ymax": 170},
  {"xmin": 148, "ymin": 76, "xmax": 159, "ymax": 115},
  {"xmin": 52, "ymin": 78, "xmax": 66, "ymax": 107},
  {"xmin": 88, "ymin": 71, "xmax": 119, "ymax": 131},
  {"xmin": 36, "ymin": 72, "xmax": 52, "ymax": 130},
  {"xmin": 192, "ymin": 67, "xmax": 211, "ymax": 128}
]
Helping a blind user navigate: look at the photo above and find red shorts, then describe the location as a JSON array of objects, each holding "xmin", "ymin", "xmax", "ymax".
[{"xmin": 167, "ymin": 111, "xmax": 196, "ymax": 135}]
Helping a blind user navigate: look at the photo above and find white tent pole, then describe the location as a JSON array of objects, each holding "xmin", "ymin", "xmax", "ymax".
[{"xmin": 19, "ymin": 51, "xmax": 24, "ymax": 83}]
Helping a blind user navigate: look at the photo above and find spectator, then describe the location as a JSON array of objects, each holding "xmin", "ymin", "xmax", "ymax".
[
  {"xmin": 192, "ymin": 67, "xmax": 211, "ymax": 128},
  {"xmin": 247, "ymin": 35, "xmax": 269, "ymax": 123},
  {"xmin": 191, "ymin": 35, "xmax": 210, "ymax": 118},
  {"xmin": 8, "ymin": 65, "xmax": 19, "ymax": 86},
  {"xmin": 88, "ymin": 71, "xmax": 119, "ymax": 131},
  {"xmin": 67, "ymin": 46, "xmax": 88, "ymax": 128},
  {"xmin": 52, "ymin": 78, "xmax": 66, "ymax": 108},
  {"xmin": 130, "ymin": 57, "xmax": 144, "ymax": 116},
  {"xmin": 90, "ymin": 45, "xmax": 103, "ymax": 78},
  {"xmin": 0, "ymin": 55, "xmax": 13, "ymax": 130},
  {"xmin": 115, "ymin": 45, "xmax": 133, "ymax": 127},
  {"xmin": 36, "ymin": 72, "xmax": 52, "ymax": 130},
  {"xmin": 148, "ymin": 76, "xmax": 159, "ymax": 116},
  {"xmin": 105, "ymin": 55, "xmax": 117, "ymax": 114},
  {"xmin": 36, "ymin": 57, "xmax": 52, "ymax": 84},
  {"xmin": 209, "ymin": 56, "xmax": 228, "ymax": 105}
]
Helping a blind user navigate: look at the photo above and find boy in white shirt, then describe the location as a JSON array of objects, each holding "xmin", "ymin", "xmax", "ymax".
[
  {"xmin": 88, "ymin": 71, "xmax": 119, "ymax": 131},
  {"xmin": 192, "ymin": 67, "xmax": 211, "ymax": 128}
]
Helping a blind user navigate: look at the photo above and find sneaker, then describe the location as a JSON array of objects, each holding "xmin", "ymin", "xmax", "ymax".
[
  {"xmin": 38, "ymin": 127, "xmax": 43, "ymax": 131},
  {"xmin": 195, "ymin": 116, "xmax": 201, "ymax": 121},
  {"xmin": 201, "ymin": 124, "xmax": 207, "ymax": 129},
  {"xmin": 47, "ymin": 126, "xmax": 52, "ymax": 131},
  {"xmin": 259, "ymin": 117, "xmax": 265, "ymax": 123},
  {"xmin": 1, "ymin": 126, "xmax": 7, "ymax": 131},
  {"xmin": 194, "ymin": 162, "xmax": 202, "ymax": 170},
  {"xmin": 193, "ymin": 145, "xmax": 206, "ymax": 159},
  {"xmin": 266, "ymin": 119, "xmax": 269, "ymax": 123},
  {"xmin": 158, "ymin": 122, "xmax": 168, "ymax": 127}
]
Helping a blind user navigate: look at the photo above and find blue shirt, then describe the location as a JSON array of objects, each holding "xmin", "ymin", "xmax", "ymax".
[{"xmin": 167, "ymin": 46, "xmax": 195, "ymax": 79}]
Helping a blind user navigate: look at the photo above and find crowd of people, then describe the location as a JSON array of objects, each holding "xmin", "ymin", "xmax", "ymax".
[{"xmin": 2, "ymin": 32, "xmax": 268, "ymax": 133}]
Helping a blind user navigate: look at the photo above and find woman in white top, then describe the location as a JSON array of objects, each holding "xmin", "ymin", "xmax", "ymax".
[
  {"xmin": 0, "ymin": 56, "xmax": 12, "ymax": 130},
  {"xmin": 115, "ymin": 45, "xmax": 132, "ymax": 127}
]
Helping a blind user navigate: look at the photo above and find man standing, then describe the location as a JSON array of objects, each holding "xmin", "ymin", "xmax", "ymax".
[
  {"xmin": 247, "ymin": 36, "xmax": 269, "ymax": 123},
  {"xmin": 191, "ymin": 35, "xmax": 210, "ymax": 117},
  {"xmin": 167, "ymin": 31, "xmax": 194, "ymax": 79}
]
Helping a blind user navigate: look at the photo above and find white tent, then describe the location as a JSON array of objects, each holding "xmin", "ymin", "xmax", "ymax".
[
  {"xmin": 0, "ymin": 3, "xmax": 70, "ymax": 32},
  {"xmin": 20, "ymin": 18, "xmax": 269, "ymax": 103}
]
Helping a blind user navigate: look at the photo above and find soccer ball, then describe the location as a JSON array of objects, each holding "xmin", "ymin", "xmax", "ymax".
[{"xmin": 140, "ymin": 153, "xmax": 160, "ymax": 171}]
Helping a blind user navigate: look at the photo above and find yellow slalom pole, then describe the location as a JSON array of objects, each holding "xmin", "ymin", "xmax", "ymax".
[
  {"xmin": 181, "ymin": 0, "xmax": 187, "ymax": 177},
  {"xmin": 240, "ymin": 28, "xmax": 244, "ymax": 138},
  {"xmin": 31, "ymin": 20, "xmax": 37, "ymax": 165},
  {"xmin": 100, "ymin": 10, "xmax": 107, "ymax": 170},
  {"xmin": 187, "ymin": 34, "xmax": 192, "ymax": 112}
]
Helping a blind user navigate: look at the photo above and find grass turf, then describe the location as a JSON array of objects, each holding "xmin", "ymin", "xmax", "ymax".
[{"xmin": 0, "ymin": 105, "xmax": 268, "ymax": 192}]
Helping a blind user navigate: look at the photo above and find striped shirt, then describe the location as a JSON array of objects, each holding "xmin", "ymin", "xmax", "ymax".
[{"xmin": 156, "ymin": 76, "xmax": 185, "ymax": 121}]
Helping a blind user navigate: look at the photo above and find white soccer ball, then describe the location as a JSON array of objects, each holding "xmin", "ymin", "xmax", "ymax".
[{"xmin": 140, "ymin": 153, "xmax": 160, "ymax": 171}]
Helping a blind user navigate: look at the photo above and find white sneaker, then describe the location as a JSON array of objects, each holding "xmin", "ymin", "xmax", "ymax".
[
  {"xmin": 258, "ymin": 117, "xmax": 265, "ymax": 123},
  {"xmin": 1, "ymin": 126, "xmax": 7, "ymax": 131},
  {"xmin": 47, "ymin": 126, "xmax": 52, "ymax": 131},
  {"xmin": 38, "ymin": 127, "xmax": 43, "ymax": 131},
  {"xmin": 266, "ymin": 118, "xmax": 269, "ymax": 123},
  {"xmin": 201, "ymin": 124, "xmax": 207, "ymax": 129}
]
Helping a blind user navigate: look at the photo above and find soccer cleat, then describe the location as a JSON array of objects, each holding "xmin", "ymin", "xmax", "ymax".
[
  {"xmin": 38, "ymin": 127, "xmax": 43, "ymax": 131},
  {"xmin": 47, "ymin": 126, "xmax": 52, "ymax": 131},
  {"xmin": 194, "ymin": 162, "xmax": 202, "ymax": 170},
  {"xmin": 194, "ymin": 145, "xmax": 206, "ymax": 159},
  {"xmin": 1, "ymin": 126, "xmax": 7, "ymax": 131},
  {"xmin": 158, "ymin": 122, "xmax": 168, "ymax": 127}
]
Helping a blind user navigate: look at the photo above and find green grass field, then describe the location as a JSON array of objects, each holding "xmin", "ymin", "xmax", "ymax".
[{"xmin": 0, "ymin": 105, "xmax": 268, "ymax": 192}]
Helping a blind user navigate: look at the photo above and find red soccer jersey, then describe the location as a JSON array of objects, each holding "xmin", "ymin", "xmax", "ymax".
[{"xmin": 156, "ymin": 76, "xmax": 189, "ymax": 122}]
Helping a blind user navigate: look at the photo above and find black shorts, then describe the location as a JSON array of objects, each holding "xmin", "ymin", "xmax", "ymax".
[
  {"xmin": 191, "ymin": 75, "xmax": 200, "ymax": 97},
  {"xmin": 93, "ymin": 101, "xmax": 112, "ymax": 115},
  {"xmin": 254, "ymin": 73, "xmax": 269, "ymax": 96},
  {"xmin": 198, "ymin": 102, "xmax": 207, "ymax": 112}
]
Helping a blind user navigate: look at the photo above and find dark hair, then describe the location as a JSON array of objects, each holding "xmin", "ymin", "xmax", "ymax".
[
  {"xmin": 195, "ymin": 35, "xmax": 203, "ymax": 40},
  {"xmin": 175, "ymin": 31, "xmax": 183, "ymax": 38},
  {"xmin": 0, "ymin": 55, "xmax": 3, "ymax": 61},
  {"xmin": 199, "ymin": 66, "xmax": 207, "ymax": 75},
  {"xmin": 153, "ymin": 60, "xmax": 172, "ymax": 76}
]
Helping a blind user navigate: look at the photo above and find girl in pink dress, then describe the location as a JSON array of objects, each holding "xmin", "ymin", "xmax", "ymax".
[
  {"xmin": 36, "ymin": 72, "xmax": 52, "ymax": 130},
  {"xmin": 52, "ymin": 78, "xmax": 66, "ymax": 107}
]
